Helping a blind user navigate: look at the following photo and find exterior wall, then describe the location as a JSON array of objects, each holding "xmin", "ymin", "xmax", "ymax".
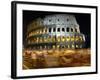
[
  {"xmin": 43, "ymin": 14, "xmax": 78, "ymax": 26},
  {"xmin": 26, "ymin": 14, "xmax": 85, "ymax": 49}
]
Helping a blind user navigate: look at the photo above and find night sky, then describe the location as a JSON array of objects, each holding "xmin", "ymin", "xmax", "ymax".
[{"xmin": 23, "ymin": 10, "xmax": 91, "ymax": 48}]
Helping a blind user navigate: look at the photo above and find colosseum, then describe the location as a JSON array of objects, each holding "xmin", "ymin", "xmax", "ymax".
[
  {"xmin": 26, "ymin": 14, "xmax": 85, "ymax": 49},
  {"xmin": 23, "ymin": 14, "xmax": 91, "ymax": 69}
]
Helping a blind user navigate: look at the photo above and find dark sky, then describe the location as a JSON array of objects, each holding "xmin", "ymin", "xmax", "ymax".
[{"xmin": 23, "ymin": 10, "xmax": 91, "ymax": 48}]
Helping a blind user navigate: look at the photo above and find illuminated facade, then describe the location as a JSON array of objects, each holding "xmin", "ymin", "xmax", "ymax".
[{"xmin": 26, "ymin": 14, "xmax": 85, "ymax": 49}]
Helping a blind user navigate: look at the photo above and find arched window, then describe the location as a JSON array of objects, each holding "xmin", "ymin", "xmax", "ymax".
[
  {"xmin": 66, "ymin": 27, "xmax": 69, "ymax": 32},
  {"xmin": 49, "ymin": 28, "xmax": 51, "ymax": 32},
  {"xmin": 71, "ymin": 36, "xmax": 75, "ymax": 41},
  {"xmin": 62, "ymin": 28, "xmax": 65, "ymax": 32},
  {"xmin": 49, "ymin": 19, "xmax": 51, "ymax": 22},
  {"xmin": 47, "ymin": 36, "xmax": 51, "ymax": 42},
  {"xmin": 75, "ymin": 36, "xmax": 79, "ymax": 41},
  {"xmin": 57, "ymin": 19, "xmax": 59, "ymax": 21},
  {"xmin": 57, "ymin": 45, "xmax": 60, "ymax": 48},
  {"xmin": 67, "ymin": 18, "xmax": 69, "ymax": 21},
  {"xmin": 44, "ymin": 37, "xmax": 47, "ymax": 42},
  {"xmin": 42, "ymin": 29, "xmax": 44, "ymax": 34},
  {"xmin": 71, "ymin": 28, "xmax": 73, "ymax": 32},
  {"xmin": 75, "ymin": 28, "xmax": 77, "ymax": 32},
  {"xmin": 76, "ymin": 45, "xmax": 78, "ymax": 48},
  {"xmin": 39, "ymin": 37, "xmax": 43, "ymax": 43},
  {"xmin": 39, "ymin": 29, "xmax": 42, "ymax": 34},
  {"xmin": 43, "ymin": 29, "xmax": 45, "ymax": 33},
  {"xmin": 57, "ymin": 36, "xmax": 61, "ymax": 42},
  {"xmin": 72, "ymin": 44, "xmax": 75, "ymax": 48},
  {"xmin": 79, "ymin": 36, "xmax": 83, "ymax": 41},
  {"xmin": 61, "ymin": 36, "xmax": 65, "ymax": 42},
  {"xmin": 52, "ymin": 36, "xmax": 55, "ymax": 42},
  {"xmin": 66, "ymin": 36, "xmax": 70, "ymax": 41},
  {"xmin": 62, "ymin": 45, "xmax": 65, "ymax": 48},
  {"xmin": 68, "ymin": 45, "xmax": 70, "ymax": 48},
  {"xmin": 53, "ymin": 28, "xmax": 56, "ymax": 32},
  {"xmin": 57, "ymin": 28, "xmax": 60, "ymax": 32},
  {"xmin": 53, "ymin": 45, "xmax": 56, "ymax": 49}
]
